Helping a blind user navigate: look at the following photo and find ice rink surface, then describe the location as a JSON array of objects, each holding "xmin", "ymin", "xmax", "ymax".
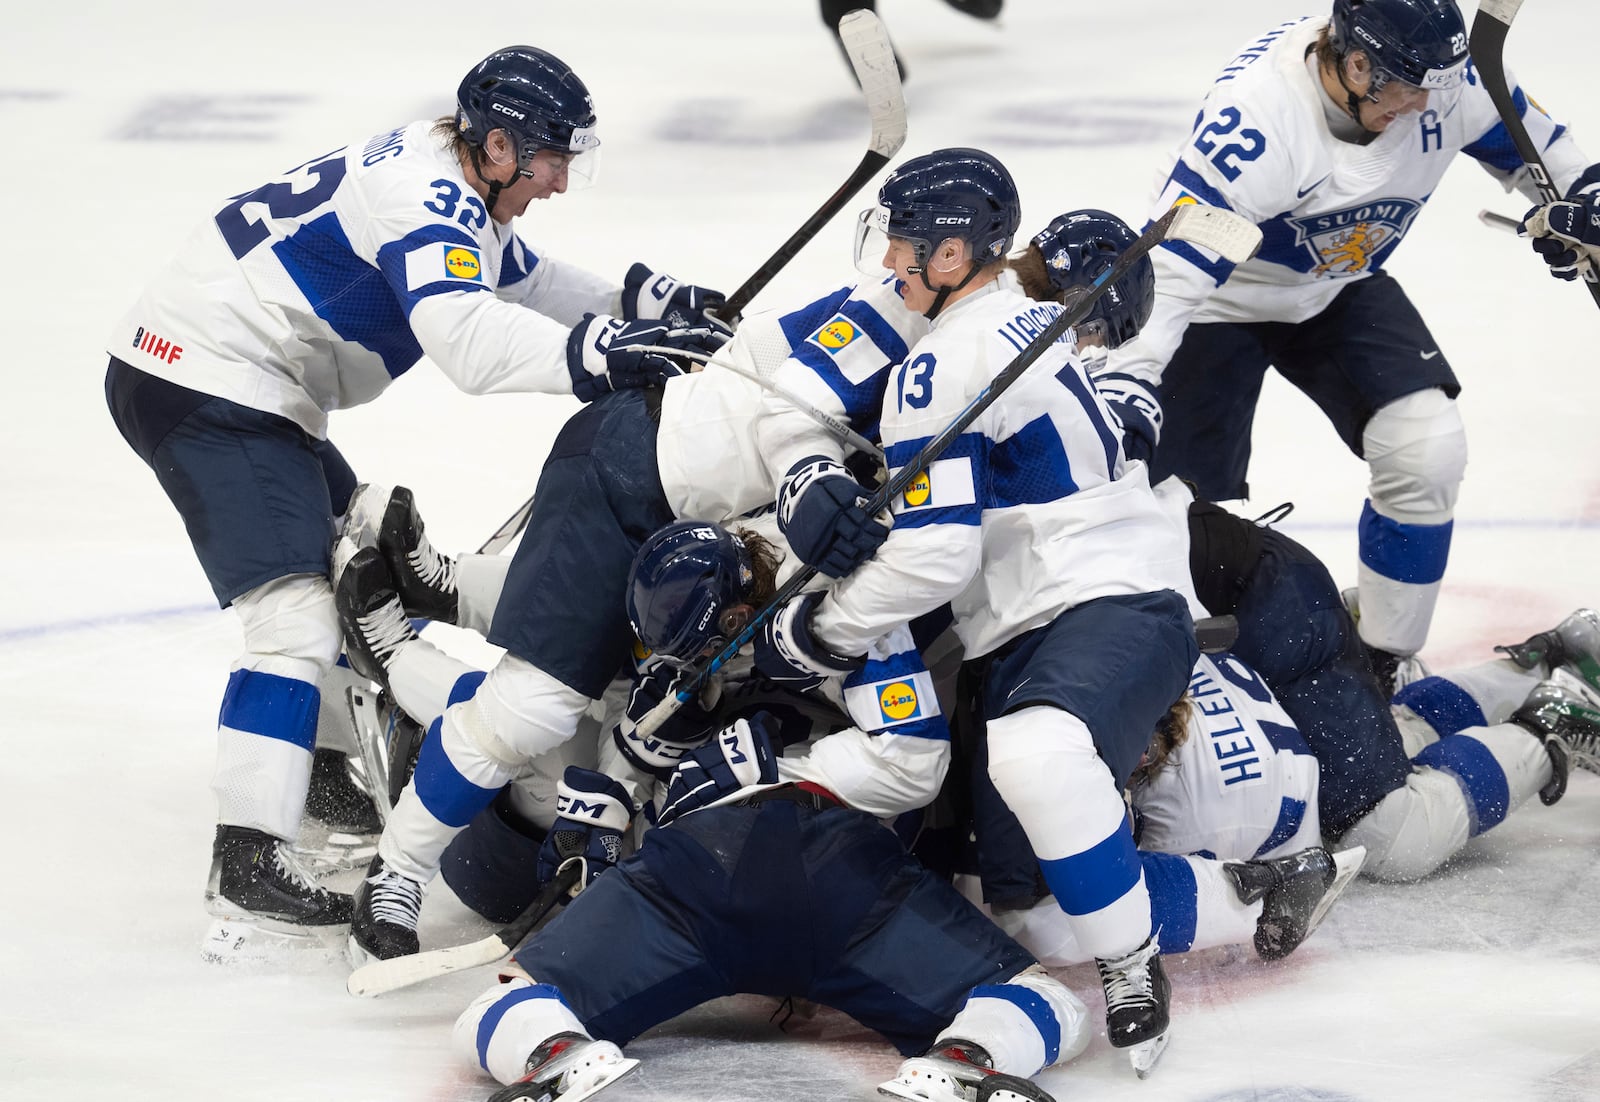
[{"xmin": 3, "ymin": 1, "xmax": 1598, "ymax": 1099}]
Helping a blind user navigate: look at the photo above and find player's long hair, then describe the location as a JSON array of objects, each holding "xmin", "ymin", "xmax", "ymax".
[
  {"xmin": 432, "ymin": 116, "xmax": 474, "ymax": 162},
  {"xmin": 732, "ymin": 527, "xmax": 782, "ymax": 606},
  {"xmin": 1130, "ymin": 694, "xmax": 1194, "ymax": 787},
  {"xmin": 1007, "ymin": 244, "xmax": 1058, "ymax": 304}
]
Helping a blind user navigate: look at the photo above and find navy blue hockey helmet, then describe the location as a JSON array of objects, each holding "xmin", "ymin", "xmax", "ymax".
[
  {"xmin": 857, "ymin": 147, "xmax": 1022, "ymax": 274},
  {"xmin": 455, "ymin": 46, "xmax": 600, "ymax": 170},
  {"xmin": 626, "ymin": 521, "xmax": 755, "ymax": 666},
  {"xmin": 1030, "ymin": 209, "xmax": 1155, "ymax": 350},
  {"xmin": 1330, "ymin": 0, "xmax": 1468, "ymax": 92}
]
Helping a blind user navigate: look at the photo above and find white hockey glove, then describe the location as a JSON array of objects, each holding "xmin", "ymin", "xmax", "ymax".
[
  {"xmin": 751, "ymin": 591, "xmax": 866, "ymax": 692},
  {"xmin": 565, "ymin": 314, "xmax": 730, "ymax": 403},
  {"xmin": 1519, "ymin": 190, "xmax": 1600, "ymax": 281},
  {"xmin": 536, "ymin": 766, "xmax": 636, "ymax": 891},
  {"xmin": 620, "ymin": 262, "xmax": 734, "ymax": 336},
  {"xmin": 656, "ymin": 712, "xmax": 781, "ymax": 828}
]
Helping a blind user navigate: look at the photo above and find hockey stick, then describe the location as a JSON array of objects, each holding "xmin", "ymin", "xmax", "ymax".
[
  {"xmin": 1478, "ymin": 209, "xmax": 1521, "ymax": 234},
  {"xmin": 346, "ymin": 861, "xmax": 582, "ymax": 997},
  {"xmin": 1470, "ymin": 0, "xmax": 1600, "ymax": 307},
  {"xmin": 633, "ymin": 203, "xmax": 1264, "ymax": 738},
  {"xmin": 710, "ymin": 9, "xmax": 907, "ymax": 326},
  {"xmin": 477, "ymin": 494, "xmax": 535, "ymax": 556}
]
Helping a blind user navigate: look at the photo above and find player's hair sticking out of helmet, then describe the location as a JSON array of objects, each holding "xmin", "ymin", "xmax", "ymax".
[
  {"xmin": 1319, "ymin": 0, "xmax": 1469, "ymax": 121},
  {"xmin": 442, "ymin": 45, "xmax": 601, "ymax": 215},
  {"xmin": 626, "ymin": 522, "xmax": 782, "ymax": 668},
  {"xmin": 857, "ymin": 147, "xmax": 1021, "ymax": 319},
  {"xmin": 1130, "ymin": 694, "xmax": 1195, "ymax": 787},
  {"xmin": 1010, "ymin": 209, "xmax": 1155, "ymax": 350}
]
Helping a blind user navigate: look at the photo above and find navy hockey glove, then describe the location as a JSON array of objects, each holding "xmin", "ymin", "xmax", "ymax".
[
  {"xmin": 1092, "ymin": 371, "xmax": 1164, "ymax": 465},
  {"xmin": 536, "ymin": 766, "xmax": 636, "ymax": 891},
  {"xmin": 752, "ymin": 590, "xmax": 866, "ymax": 692},
  {"xmin": 656, "ymin": 712, "xmax": 781, "ymax": 828},
  {"xmin": 621, "ymin": 262, "xmax": 734, "ymax": 336},
  {"xmin": 565, "ymin": 314, "xmax": 730, "ymax": 403},
  {"xmin": 777, "ymin": 456, "xmax": 891, "ymax": 579},
  {"xmin": 1519, "ymin": 191, "xmax": 1600, "ymax": 281},
  {"xmin": 610, "ymin": 662, "xmax": 722, "ymax": 780}
]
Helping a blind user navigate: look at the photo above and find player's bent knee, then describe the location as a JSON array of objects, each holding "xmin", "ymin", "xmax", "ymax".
[
  {"xmin": 1363, "ymin": 391, "xmax": 1468, "ymax": 522},
  {"xmin": 470, "ymin": 654, "xmax": 595, "ymax": 764},
  {"xmin": 1341, "ymin": 766, "xmax": 1470, "ymax": 882},
  {"xmin": 234, "ymin": 573, "xmax": 341, "ymax": 682}
]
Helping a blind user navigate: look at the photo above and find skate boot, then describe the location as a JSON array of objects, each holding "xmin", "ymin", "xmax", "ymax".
[
  {"xmin": 205, "ymin": 825, "xmax": 353, "ymax": 926},
  {"xmin": 1496, "ymin": 608, "xmax": 1600, "ymax": 693},
  {"xmin": 1511, "ymin": 676, "xmax": 1600, "ymax": 795},
  {"xmin": 344, "ymin": 483, "xmax": 459, "ymax": 624},
  {"xmin": 1223, "ymin": 845, "xmax": 1367, "ymax": 960},
  {"xmin": 304, "ymin": 748, "xmax": 383, "ymax": 834},
  {"xmin": 333, "ymin": 542, "xmax": 419, "ymax": 690},
  {"xmin": 1095, "ymin": 936, "xmax": 1170, "ymax": 1078},
  {"xmin": 877, "ymin": 1039, "xmax": 1056, "ymax": 1102},
  {"xmin": 349, "ymin": 854, "xmax": 425, "ymax": 965},
  {"xmin": 486, "ymin": 1032, "xmax": 640, "ymax": 1102}
]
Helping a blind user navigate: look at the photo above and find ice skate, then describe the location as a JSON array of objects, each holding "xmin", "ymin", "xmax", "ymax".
[
  {"xmin": 1095, "ymin": 936, "xmax": 1170, "ymax": 1078},
  {"xmin": 346, "ymin": 684, "xmax": 427, "ymax": 816},
  {"xmin": 877, "ymin": 1039, "xmax": 1054, "ymax": 1102},
  {"xmin": 304, "ymin": 747, "xmax": 383, "ymax": 834},
  {"xmin": 1512, "ymin": 676, "xmax": 1600, "ymax": 791},
  {"xmin": 486, "ymin": 1032, "xmax": 639, "ymax": 1102},
  {"xmin": 1341, "ymin": 587, "xmax": 1430, "ymax": 699},
  {"xmin": 333, "ymin": 541, "xmax": 420, "ymax": 690},
  {"xmin": 1224, "ymin": 845, "xmax": 1366, "ymax": 960},
  {"xmin": 1496, "ymin": 609, "xmax": 1600, "ymax": 695},
  {"xmin": 202, "ymin": 825, "xmax": 352, "ymax": 960},
  {"xmin": 344, "ymin": 482, "xmax": 459, "ymax": 624},
  {"xmin": 349, "ymin": 854, "xmax": 425, "ymax": 966}
]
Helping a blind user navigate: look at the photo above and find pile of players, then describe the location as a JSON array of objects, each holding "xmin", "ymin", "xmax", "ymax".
[{"xmin": 106, "ymin": 2, "xmax": 1600, "ymax": 1100}]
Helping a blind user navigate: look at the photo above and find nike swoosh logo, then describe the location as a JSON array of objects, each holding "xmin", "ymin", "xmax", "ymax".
[
  {"xmin": 1297, "ymin": 174, "xmax": 1330, "ymax": 199},
  {"xmin": 1006, "ymin": 677, "xmax": 1033, "ymax": 702},
  {"xmin": 1420, "ymin": 350, "xmax": 1440, "ymax": 360}
]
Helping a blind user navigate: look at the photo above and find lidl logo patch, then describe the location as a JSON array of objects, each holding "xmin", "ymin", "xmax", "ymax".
[
  {"xmin": 444, "ymin": 246, "xmax": 482, "ymax": 282},
  {"xmin": 902, "ymin": 471, "xmax": 931, "ymax": 508},
  {"xmin": 808, "ymin": 314, "xmax": 860, "ymax": 354},
  {"xmin": 878, "ymin": 682, "xmax": 921, "ymax": 722}
]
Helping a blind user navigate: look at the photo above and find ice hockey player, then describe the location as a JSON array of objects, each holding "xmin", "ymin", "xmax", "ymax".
[
  {"xmin": 452, "ymin": 519, "xmax": 1089, "ymax": 1102},
  {"xmin": 1098, "ymin": 0, "xmax": 1597, "ymax": 697},
  {"xmin": 748, "ymin": 147, "xmax": 1197, "ymax": 1075},
  {"xmin": 103, "ymin": 43, "xmax": 727, "ymax": 946},
  {"xmin": 335, "ymin": 257, "xmax": 928, "ymax": 962}
]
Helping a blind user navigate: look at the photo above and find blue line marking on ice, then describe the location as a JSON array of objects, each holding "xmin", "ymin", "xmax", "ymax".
[{"xmin": 0, "ymin": 604, "xmax": 217, "ymax": 643}]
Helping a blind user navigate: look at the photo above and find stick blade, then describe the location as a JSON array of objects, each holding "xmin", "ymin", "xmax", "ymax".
[
  {"xmin": 1165, "ymin": 203, "xmax": 1263, "ymax": 264},
  {"xmin": 345, "ymin": 933, "xmax": 506, "ymax": 997},
  {"xmin": 837, "ymin": 9, "xmax": 907, "ymax": 159}
]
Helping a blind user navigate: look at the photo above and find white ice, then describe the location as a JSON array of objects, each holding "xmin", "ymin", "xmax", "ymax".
[{"xmin": 4, "ymin": 2, "xmax": 1598, "ymax": 1100}]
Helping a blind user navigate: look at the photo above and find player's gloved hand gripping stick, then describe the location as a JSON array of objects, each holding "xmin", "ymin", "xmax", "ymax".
[{"xmin": 632, "ymin": 202, "xmax": 1265, "ymax": 741}]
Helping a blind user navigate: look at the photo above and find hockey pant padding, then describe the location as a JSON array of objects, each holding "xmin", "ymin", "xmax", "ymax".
[
  {"xmin": 457, "ymin": 552, "xmax": 513, "ymax": 636},
  {"xmin": 941, "ymin": 967, "xmax": 1090, "ymax": 1073},
  {"xmin": 1345, "ymin": 726, "xmax": 1548, "ymax": 881},
  {"xmin": 386, "ymin": 633, "xmax": 485, "ymax": 734},
  {"xmin": 441, "ymin": 790, "xmax": 549, "ymax": 923},
  {"xmin": 215, "ymin": 574, "xmax": 340, "ymax": 838},
  {"xmin": 455, "ymin": 978, "xmax": 590, "ymax": 1085},
  {"xmin": 379, "ymin": 656, "xmax": 590, "ymax": 882},
  {"xmin": 1356, "ymin": 389, "xmax": 1467, "ymax": 655},
  {"xmin": 986, "ymin": 706, "xmax": 1150, "ymax": 959}
]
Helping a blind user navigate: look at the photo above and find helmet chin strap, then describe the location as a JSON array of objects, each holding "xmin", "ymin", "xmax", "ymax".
[
  {"xmin": 1334, "ymin": 53, "xmax": 1380, "ymax": 130},
  {"xmin": 468, "ymin": 146, "xmax": 509, "ymax": 218},
  {"xmin": 913, "ymin": 261, "xmax": 983, "ymax": 320}
]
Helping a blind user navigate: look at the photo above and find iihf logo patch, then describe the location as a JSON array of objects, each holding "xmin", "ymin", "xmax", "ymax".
[
  {"xmin": 807, "ymin": 314, "xmax": 860, "ymax": 355},
  {"xmin": 1287, "ymin": 198, "xmax": 1422, "ymax": 278}
]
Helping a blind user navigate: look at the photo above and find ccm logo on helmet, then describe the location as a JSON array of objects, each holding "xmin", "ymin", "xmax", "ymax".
[
  {"xmin": 934, "ymin": 216, "xmax": 972, "ymax": 225},
  {"xmin": 491, "ymin": 102, "xmax": 527, "ymax": 120}
]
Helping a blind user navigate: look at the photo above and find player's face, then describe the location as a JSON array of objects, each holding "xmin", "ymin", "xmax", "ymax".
[
  {"xmin": 491, "ymin": 150, "xmax": 574, "ymax": 221},
  {"xmin": 882, "ymin": 236, "xmax": 935, "ymax": 311},
  {"xmin": 1348, "ymin": 54, "xmax": 1432, "ymax": 133}
]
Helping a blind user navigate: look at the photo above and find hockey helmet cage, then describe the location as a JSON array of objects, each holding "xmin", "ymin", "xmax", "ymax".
[{"xmin": 1030, "ymin": 209, "xmax": 1155, "ymax": 349}]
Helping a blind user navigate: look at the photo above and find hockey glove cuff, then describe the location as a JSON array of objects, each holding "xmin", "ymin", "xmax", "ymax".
[
  {"xmin": 621, "ymin": 262, "xmax": 734, "ymax": 336},
  {"xmin": 536, "ymin": 766, "xmax": 637, "ymax": 891},
  {"xmin": 777, "ymin": 455, "xmax": 891, "ymax": 579},
  {"xmin": 610, "ymin": 663, "xmax": 723, "ymax": 779},
  {"xmin": 566, "ymin": 314, "xmax": 730, "ymax": 403},
  {"xmin": 752, "ymin": 591, "xmax": 866, "ymax": 692},
  {"xmin": 1519, "ymin": 191, "xmax": 1600, "ymax": 282}
]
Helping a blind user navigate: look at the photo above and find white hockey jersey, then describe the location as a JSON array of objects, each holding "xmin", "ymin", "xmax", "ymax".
[
  {"xmin": 109, "ymin": 120, "xmax": 618, "ymax": 438},
  {"xmin": 810, "ymin": 280, "xmax": 1196, "ymax": 660},
  {"xmin": 1106, "ymin": 16, "xmax": 1591, "ymax": 389}
]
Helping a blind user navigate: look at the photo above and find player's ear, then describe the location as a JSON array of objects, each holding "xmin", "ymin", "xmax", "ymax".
[
  {"xmin": 929, "ymin": 236, "xmax": 971, "ymax": 275},
  {"xmin": 719, "ymin": 604, "xmax": 754, "ymax": 637},
  {"xmin": 484, "ymin": 128, "xmax": 516, "ymax": 167}
]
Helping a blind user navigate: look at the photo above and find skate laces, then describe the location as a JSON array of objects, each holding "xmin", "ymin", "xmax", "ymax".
[
  {"xmin": 272, "ymin": 841, "xmax": 327, "ymax": 896},
  {"xmin": 1098, "ymin": 941, "xmax": 1159, "ymax": 1011},
  {"xmin": 406, "ymin": 536, "xmax": 456, "ymax": 597},
  {"xmin": 357, "ymin": 593, "xmax": 415, "ymax": 667},
  {"xmin": 366, "ymin": 865, "xmax": 424, "ymax": 931}
]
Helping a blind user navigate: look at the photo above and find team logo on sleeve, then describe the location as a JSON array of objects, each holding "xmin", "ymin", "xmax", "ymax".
[
  {"xmin": 807, "ymin": 314, "xmax": 861, "ymax": 354},
  {"xmin": 1288, "ymin": 199, "xmax": 1421, "ymax": 278},
  {"xmin": 877, "ymin": 681, "xmax": 921, "ymax": 723}
]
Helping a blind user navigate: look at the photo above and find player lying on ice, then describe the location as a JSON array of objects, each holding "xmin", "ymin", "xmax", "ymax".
[{"xmin": 449, "ymin": 519, "xmax": 1091, "ymax": 1102}]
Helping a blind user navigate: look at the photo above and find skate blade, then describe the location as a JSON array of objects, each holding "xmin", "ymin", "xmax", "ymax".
[
  {"xmin": 562, "ymin": 1054, "xmax": 640, "ymax": 1102},
  {"xmin": 201, "ymin": 915, "xmax": 346, "ymax": 967},
  {"xmin": 1127, "ymin": 1029, "xmax": 1170, "ymax": 1079},
  {"xmin": 1305, "ymin": 845, "xmax": 1367, "ymax": 937},
  {"xmin": 346, "ymin": 685, "xmax": 394, "ymax": 827},
  {"xmin": 291, "ymin": 833, "xmax": 379, "ymax": 876}
]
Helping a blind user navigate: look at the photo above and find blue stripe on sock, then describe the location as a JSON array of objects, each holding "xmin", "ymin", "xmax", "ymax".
[
  {"xmin": 969, "ymin": 983, "xmax": 1061, "ymax": 1067},
  {"xmin": 1254, "ymin": 797, "xmax": 1308, "ymax": 858},
  {"xmin": 1392, "ymin": 676, "xmax": 1487, "ymax": 738},
  {"xmin": 476, "ymin": 983, "xmax": 570, "ymax": 1072},
  {"xmin": 414, "ymin": 716, "xmax": 500, "ymax": 828},
  {"xmin": 1038, "ymin": 825, "xmax": 1143, "ymax": 918},
  {"xmin": 1413, "ymin": 733, "xmax": 1511, "ymax": 836},
  {"xmin": 217, "ymin": 668, "xmax": 319, "ymax": 750},
  {"xmin": 1139, "ymin": 851, "xmax": 1197, "ymax": 953},
  {"xmin": 449, "ymin": 669, "xmax": 488, "ymax": 707},
  {"xmin": 1357, "ymin": 500, "xmax": 1453, "ymax": 585}
]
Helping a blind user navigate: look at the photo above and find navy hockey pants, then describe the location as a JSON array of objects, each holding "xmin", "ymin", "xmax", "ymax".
[{"xmin": 514, "ymin": 797, "xmax": 1036, "ymax": 1056}]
